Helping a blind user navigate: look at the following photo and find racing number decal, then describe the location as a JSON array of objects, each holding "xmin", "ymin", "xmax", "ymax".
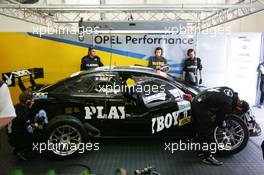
[{"xmin": 178, "ymin": 111, "xmax": 191, "ymax": 126}]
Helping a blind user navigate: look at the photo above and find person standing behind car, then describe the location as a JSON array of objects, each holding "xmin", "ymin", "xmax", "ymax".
[
  {"xmin": 0, "ymin": 81, "xmax": 16, "ymax": 129},
  {"xmin": 183, "ymin": 49, "xmax": 203, "ymax": 86},
  {"xmin": 257, "ymin": 62, "xmax": 264, "ymax": 108},
  {"xmin": 80, "ymin": 47, "xmax": 103, "ymax": 71},
  {"xmin": 148, "ymin": 47, "xmax": 168, "ymax": 70},
  {"xmin": 192, "ymin": 87, "xmax": 241, "ymax": 166}
]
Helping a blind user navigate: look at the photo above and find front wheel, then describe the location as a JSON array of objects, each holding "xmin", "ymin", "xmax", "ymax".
[
  {"xmin": 45, "ymin": 116, "xmax": 87, "ymax": 159},
  {"xmin": 214, "ymin": 114, "xmax": 249, "ymax": 155}
]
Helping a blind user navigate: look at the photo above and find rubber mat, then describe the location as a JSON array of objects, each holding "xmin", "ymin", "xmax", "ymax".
[{"xmin": 1, "ymin": 131, "xmax": 264, "ymax": 175}]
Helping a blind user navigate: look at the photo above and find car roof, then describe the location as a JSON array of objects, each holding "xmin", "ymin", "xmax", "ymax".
[{"xmin": 78, "ymin": 66, "xmax": 158, "ymax": 76}]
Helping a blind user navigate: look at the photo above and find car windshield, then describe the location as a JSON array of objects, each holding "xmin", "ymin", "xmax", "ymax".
[{"xmin": 166, "ymin": 74, "xmax": 200, "ymax": 95}]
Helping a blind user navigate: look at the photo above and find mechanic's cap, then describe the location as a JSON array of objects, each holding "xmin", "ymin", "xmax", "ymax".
[{"xmin": 19, "ymin": 91, "xmax": 34, "ymax": 104}]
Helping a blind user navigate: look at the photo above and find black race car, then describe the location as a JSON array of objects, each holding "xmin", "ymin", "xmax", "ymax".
[{"xmin": 31, "ymin": 66, "xmax": 251, "ymax": 157}]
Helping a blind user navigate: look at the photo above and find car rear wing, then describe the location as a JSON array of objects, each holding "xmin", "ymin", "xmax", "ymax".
[{"xmin": 1, "ymin": 68, "xmax": 44, "ymax": 91}]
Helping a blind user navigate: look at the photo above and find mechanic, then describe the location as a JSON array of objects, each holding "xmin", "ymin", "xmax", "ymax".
[
  {"xmin": 192, "ymin": 87, "xmax": 240, "ymax": 166},
  {"xmin": 0, "ymin": 80, "xmax": 16, "ymax": 129},
  {"xmin": 182, "ymin": 49, "xmax": 202, "ymax": 86},
  {"xmin": 148, "ymin": 47, "xmax": 168, "ymax": 71},
  {"xmin": 257, "ymin": 61, "xmax": 264, "ymax": 108},
  {"xmin": 7, "ymin": 91, "xmax": 35, "ymax": 160},
  {"xmin": 80, "ymin": 47, "xmax": 104, "ymax": 71}
]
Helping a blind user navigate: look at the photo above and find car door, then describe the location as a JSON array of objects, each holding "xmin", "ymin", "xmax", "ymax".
[
  {"xmin": 112, "ymin": 73, "xmax": 182, "ymax": 137},
  {"xmin": 47, "ymin": 73, "xmax": 110, "ymax": 134},
  {"xmin": 91, "ymin": 72, "xmax": 128, "ymax": 136},
  {"xmin": 125, "ymin": 75, "xmax": 193, "ymax": 137},
  {"xmin": 147, "ymin": 78, "xmax": 193, "ymax": 137}
]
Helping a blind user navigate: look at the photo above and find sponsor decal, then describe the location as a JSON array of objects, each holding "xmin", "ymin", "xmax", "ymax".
[
  {"xmin": 12, "ymin": 70, "xmax": 32, "ymax": 77},
  {"xmin": 33, "ymin": 92, "xmax": 48, "ymax": 99},
  {"xmin": 2, "ymin": 73, "xmax": 14, "ymax": 86},
  {"xmin": 152, "ymin": 101, "xmax": 191, "ymax": 134},
  {"xmin": 179, "ymin": 115, "xmax": 191, "ymax": 126},
  {"xmin": 95, "ymin": 76, "xmax": 111, "ymax": 81},
  {"xmin": 152, "ymin": 111, "xmax": 180, "ymax": 134},
  {"xmin": 84, "ymin": 106, "xmax": 125, "ymax": 119},
  {"xmin": 143, "ymin": 92, "xmax": 166, "ymax": 104},
  {"xmin": 169, "ymin": 89, "xmax": 184, "ymax": 101},
  {"xmin": 152, "ymin": 110, "xmax": 191, "ymax": 134},
  {"xmin": 177, "ymin": 100, "xmax": 191, "ymax": 113}
]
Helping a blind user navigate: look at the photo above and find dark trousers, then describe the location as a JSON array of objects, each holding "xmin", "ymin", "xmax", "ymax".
[
  {"xmin": 192, "ymin": 102, "xmax": 216, "ymax": 156},
  {"xmin": 8, "ymin": 133, "xmax": 33, "ymax": 153},
  {"xmin": 260, "ymin": 76, "xmax": 264, "ymax": 105}
]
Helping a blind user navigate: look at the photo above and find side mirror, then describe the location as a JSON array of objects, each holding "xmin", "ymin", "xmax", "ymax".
[{"xmin": 183, "ymin": 94, "xmax": 193, "ymax": 102}]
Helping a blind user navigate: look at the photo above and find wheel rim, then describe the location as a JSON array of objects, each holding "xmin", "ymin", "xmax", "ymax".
[
  {"xmin": 214, "ymin": 119, "xmax": 245, "ymax": 151},
  {"xmin": 49, "ymin": 125, "xmax": 82, "ymax": 156}
]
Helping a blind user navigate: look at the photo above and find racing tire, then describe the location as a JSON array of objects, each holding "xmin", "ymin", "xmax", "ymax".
[
  {"xmin": 44, "ymin": 115, "xmax": 87, "ymax": 159},
  {"xmin": 214, "ymin": 114, "xmax": 249, "ymax": 155}
]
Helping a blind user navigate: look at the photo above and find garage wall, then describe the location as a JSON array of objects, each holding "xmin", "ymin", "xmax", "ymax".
[
  {"xmin": 0, "ymin": 32, "xmax": 84, "ymax": 103},
  {"xmin": 197, "ymin": 33, "xmax": 262, "ymax": 105},
  {"xmin": 0, "ymin": 15, "xmax": 45, "ymax": 32},
  {"xmin": 0, "ymin": 33, "xmax": 148, "ymax": 103}
]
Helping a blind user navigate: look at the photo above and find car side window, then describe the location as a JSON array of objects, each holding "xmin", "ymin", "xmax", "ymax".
[
  {"xmin": 52, "ymin": 73, "xmax": 120, "ymax": 95},
  {"xmin": 52, "ymin": 74, "xmax": 96, "ymax": 94},
  {"xmin": 119, "ymin": 75, "xmax": 184, "ymax": 105},
  {"xmin": 135, "ymin": 77, "xmax": 184, "ymax": 105}
]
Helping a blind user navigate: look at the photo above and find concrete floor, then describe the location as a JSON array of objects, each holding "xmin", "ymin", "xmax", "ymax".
[{"xmin": 0, "ymin": 107, "xmax": 263, "ymax": 175}]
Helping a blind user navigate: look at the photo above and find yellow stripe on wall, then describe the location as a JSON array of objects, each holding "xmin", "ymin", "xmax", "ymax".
[{"xmin": 0, "ymin": 32, "xmax": 148, "ymax": 103}]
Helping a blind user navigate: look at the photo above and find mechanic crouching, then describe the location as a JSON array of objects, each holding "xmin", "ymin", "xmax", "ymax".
[
  {"xmin": 191, "ymin": 87, "xmax": 240, "ymax": 166},
  {"xmin": 7, "ymin": 91, "xmax": 47, "ymax": 160}
]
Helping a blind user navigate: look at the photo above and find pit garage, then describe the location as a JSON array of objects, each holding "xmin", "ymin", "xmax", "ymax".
[{"xmin": 0, "ymin": 0, "xmax": 264, "ymax": 175}]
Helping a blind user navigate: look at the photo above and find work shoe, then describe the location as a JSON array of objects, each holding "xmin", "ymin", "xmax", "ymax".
[
  {"xmin": 197, "ymin": 152, "xmax": 205, "ymax": 158},
  {"xmin": 202, "ymin": 155, "xmax": 223, "ymax": 166}
]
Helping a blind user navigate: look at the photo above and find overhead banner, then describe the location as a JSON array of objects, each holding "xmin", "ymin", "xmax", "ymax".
[{"xmin": 42, "ymin": 33, "xmax": 196, "ymax": 76}]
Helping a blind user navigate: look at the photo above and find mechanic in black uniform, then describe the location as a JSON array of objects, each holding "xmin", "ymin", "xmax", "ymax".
[
  {"xmin": 80, "ymin": 47, "xmax": 103, "ymax": 71},
  {"xmin": 7, "ymin": 91, "xmax": 35, "ymax": 160},
  {"xmin": 192, "ymin": 87, "xmax": 240, "ymax": 166},
  {"xmin": 257, "ymin": 62, "xmax": 264, "ymax": 108},
  {"xmin": 183, "ymin": 49, "xmax": 202, "ymax": 86},
  {"xmin": 148, "ymin": 47, "xmax": 168, "ymax": 70}
]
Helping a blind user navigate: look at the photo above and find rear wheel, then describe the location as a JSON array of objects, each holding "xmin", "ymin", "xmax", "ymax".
[{"xmin": 214, "ymin": 114, "xmax": 249, "ymax": 155}]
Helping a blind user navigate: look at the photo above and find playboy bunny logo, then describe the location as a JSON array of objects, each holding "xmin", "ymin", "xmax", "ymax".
[{"xmin": 2, "ymin": 73, "xmax": 14, "ymax": 86}]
